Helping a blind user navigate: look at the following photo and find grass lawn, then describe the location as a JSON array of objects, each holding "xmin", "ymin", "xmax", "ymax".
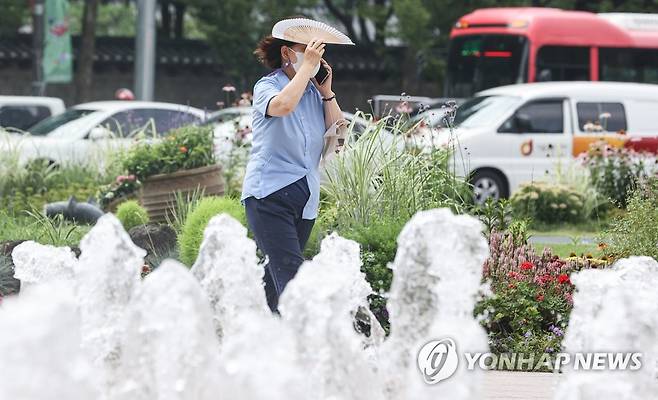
[
  {"xmin": 532, "ymin": 242, "xmax": 602, "ymax": 258},
  {"xmin": 0, "ymin": 212, "xmax": 91, "ymax": 248}
]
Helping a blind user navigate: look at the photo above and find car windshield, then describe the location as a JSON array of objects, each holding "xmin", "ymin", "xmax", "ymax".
[
  {"xmin": 202, "ymin": 108, "xmax": 248, "ymax": 125},
  {"xmin": 29, "ymin": 108, "xmax": 95, "ymax": 136},
  {"xmin": 452, "ymin": 95, "xmax": 521, "ymax": 129}
]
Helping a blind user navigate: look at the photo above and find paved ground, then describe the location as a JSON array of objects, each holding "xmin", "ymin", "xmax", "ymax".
[{"xmin": 483, "ymin": 371, "xmax": 559, "ymax": 400}]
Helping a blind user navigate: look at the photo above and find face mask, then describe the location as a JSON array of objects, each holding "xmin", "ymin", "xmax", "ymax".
[{"xmin": 288, "ymin": 48, "xmax": 320, "ymax": 77}]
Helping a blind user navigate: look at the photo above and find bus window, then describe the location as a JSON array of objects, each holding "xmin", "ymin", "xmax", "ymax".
[
  {"xmin": 576, "ymin": 102, "xmax": 627, "ymax": 133},
  {"xmin": 445, "ymin": 35, "xmax": 528, "ymax": 98},
  {"xmin": 499, "ymin": 100, "xmax": 564, "ymax": 134},
  {"xmin": 600, "ymin": 48, "xmax": 658, "ymax": 84},
  {"xmin": 536, "ymin": 46, "xmax": 589, "ymax": 82}
]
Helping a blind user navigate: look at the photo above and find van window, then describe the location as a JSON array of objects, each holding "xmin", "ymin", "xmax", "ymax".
[
  {"xmin": 499, "ymin": 100, "xmax": 564, "ymax": 134},
  {"xmin": 576, "ymin": 102, "xmax": 627, "ymax": 133},
  {"xmin": 0, "ymin": 105, "xmax": 52, "ymax": 130},
  {"xmin": 536, "ymin": 46, "xmax": 590, "ymax": 82}
]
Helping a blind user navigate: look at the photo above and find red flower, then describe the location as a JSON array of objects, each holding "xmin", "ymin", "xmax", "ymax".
[
  {"xmin": 180, "ymin": 146, "xmax": 188, "ymax": 153},
  {"xmin": 536, "ymin": 293, "xmax": 544, "ymax": 302},
  {"xmin": 507, "ymin": 271, "xmax": 521, "ymax": 280},
  {"xmin": 508, "ymin": 283, "xmax": 516, "ymax": 289},
  {"xmin": 558, "ymin": 274, "xmax": 571, "ymax": 284},
  {"xmin": 520, "ymin": 261, "xmax": 534, "ymax": 271}
]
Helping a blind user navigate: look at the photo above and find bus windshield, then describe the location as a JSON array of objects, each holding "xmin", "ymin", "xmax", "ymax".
[{"xmin": 445, "ymin": 35, "xmax": 528, "ymax": 98}]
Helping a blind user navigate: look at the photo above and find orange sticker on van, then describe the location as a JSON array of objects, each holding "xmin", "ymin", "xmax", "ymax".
[
  {"xmin": 572, "ymin": 136, "xmax": 626, "ymax": 157},
  {"xmin": 521, "ymin": 139, "xmax": 533, "ymax": 156}
]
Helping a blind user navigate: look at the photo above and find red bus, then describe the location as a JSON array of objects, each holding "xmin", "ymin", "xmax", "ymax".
[{"xmin": 445, "ymin": 8, "xmax": 658, "ymax": 97}]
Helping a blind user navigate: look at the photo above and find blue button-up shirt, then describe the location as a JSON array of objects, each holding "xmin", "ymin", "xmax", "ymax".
[{"xmin": 241, "ymin": 69, "xmax": 325, "ymax": 219}]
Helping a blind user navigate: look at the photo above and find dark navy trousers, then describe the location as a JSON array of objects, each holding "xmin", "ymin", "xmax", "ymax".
[{"xmin": 244, "ymin": 177, "xmax": 315, "ymax": 312}]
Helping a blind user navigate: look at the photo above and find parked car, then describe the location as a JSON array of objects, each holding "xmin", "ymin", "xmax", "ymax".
[
  {"xmin": 0, "ymin": 95, "xmax": 65, "ymax": 131},
  {"xmin": 1, "ymin": 101, "xmax": 206, "ymax": 166},
  {"xmin": 412, "ymin": 81, "xmax": 658, "ymax": 204},
  {"xmin": 202, "ymin": 107, "xmax": 379, "ymax": 163}
]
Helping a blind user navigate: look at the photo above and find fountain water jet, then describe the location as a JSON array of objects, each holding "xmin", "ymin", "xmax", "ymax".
[
  {"xmin": 279, "ymin": 233, "xmax": 385, "ymax": 400},
  {"xmin": 114, "ymin": 260, "xmax": 224, "ymax": 400},
  {"xmin": 554, "ymin": 256, "xmax": 658, "ymax": 399},
  {"xmin": 381, "ymin": 209, "xmax": 490, "ymax": 400},
  {"xmin": 74, "ymin": 214, "xmax": 146, "ymax": 390},
  {"xmin": 0, "ymin": 207, "xmax": 564, "ymax": 400},
  {"xmin": 190, "ymin": 214, "xmax": 269, "ymax": 343},
  {"xmin": 12, "ymin": 241, "xmax": 76, "ymax": 289},
  {"xmin": 0, "ymin": 282, "xmax": 99, "ymax": 399}
]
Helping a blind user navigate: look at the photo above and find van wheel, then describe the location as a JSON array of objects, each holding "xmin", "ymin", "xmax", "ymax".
[{"xmin": 470, "ymin": 170, "xmax": 508, "ymax": 205}]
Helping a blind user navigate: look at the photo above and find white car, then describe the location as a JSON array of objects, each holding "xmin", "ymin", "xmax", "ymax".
[
  {"xmin": 0, "ymin": 96, "xmax": 65, "ymax": 131},
  {"xmin": 202, "ymin": 107, "xmax": 400, "ymax": 189},
  {"xmin": 203, "ymin": 107, "xmax": 382, "ymax": 163},
  {"xmin": 1, "ymin": 101, "xmax": 206, "ymax": 167},
  {"xmin": 413, "ymin": 81, "xmax": 658, "ymax": 204}
]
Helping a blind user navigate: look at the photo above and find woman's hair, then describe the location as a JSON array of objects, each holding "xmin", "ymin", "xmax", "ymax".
[
  {"xmin": 253, "ymin": 36, "xmax": 295, "ymax": 69},
  {"xmin": 254, "ymin": 15, "xmax": 308, "ymax": 69}
]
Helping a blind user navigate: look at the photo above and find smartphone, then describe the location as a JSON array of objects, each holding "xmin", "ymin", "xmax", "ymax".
[{"xmin": 315, "ymin": 63, "xmax": 330, "ymax": 85}]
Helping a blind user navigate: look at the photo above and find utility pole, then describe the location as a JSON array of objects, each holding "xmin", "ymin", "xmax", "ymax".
[
  {"xmin": 32, "ymin": 0, "xmax": 45, "ymax": 96},
  {"xmin": 135, "ymin": 0, "xmax": 157, "ymax": 101}
]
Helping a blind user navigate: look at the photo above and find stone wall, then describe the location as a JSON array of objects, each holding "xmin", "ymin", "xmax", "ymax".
[{"xmin": 0, "ymin": 36, "xmax": 441, "ymax": 113}]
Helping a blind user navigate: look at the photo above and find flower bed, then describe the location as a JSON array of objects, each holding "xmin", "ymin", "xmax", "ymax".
[{"xmin": 475, "ymin": 228, "xmax": 608, "ymax": 370}]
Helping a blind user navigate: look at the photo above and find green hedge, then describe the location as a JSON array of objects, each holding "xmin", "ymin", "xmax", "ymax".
[
  {"xmin": 115, "ymin": 200, "xmax": 149, "ymax": 231},
  {"xmin": 177, "ymin": 196, "xmax": 246, "ymax": 266},
  {"xmin": 510, "ymin": 182, "xmax": 587, "ymax": 224}
]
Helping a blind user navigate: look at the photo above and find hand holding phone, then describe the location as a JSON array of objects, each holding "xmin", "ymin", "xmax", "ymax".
[{"xmin": 314, "ymin": 59, "xmax": 330, "ymax": 85}]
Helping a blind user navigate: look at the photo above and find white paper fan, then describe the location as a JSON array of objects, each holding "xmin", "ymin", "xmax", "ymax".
[{"xmin": 272, "ymin": 18, "xmax": 354, "ymax": 45}]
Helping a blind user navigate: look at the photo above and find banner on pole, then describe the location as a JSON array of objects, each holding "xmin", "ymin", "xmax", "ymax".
[{"xmin": 43, "ymin": 0, "xmax": 72, "ymax": 83}]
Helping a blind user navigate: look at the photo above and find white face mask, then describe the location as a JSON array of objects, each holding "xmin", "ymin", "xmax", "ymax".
[{"xmin": 289, "ymin": 48, "xmax": 320, "ymax": 77}]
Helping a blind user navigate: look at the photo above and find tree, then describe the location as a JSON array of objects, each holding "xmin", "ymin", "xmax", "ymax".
[
  {"xmin": 75, "ymin": 0, "xmax": 99, "ymax": 102},
  {"xmin": 323, "ymin": 0, "xmax": 395, "ymax": 47},
  {"xmin": 0, "ymin": 0, "xmax": 29, "ymax": 35},
  {"xmin": 182, "ymin": 0, "xmax": 316, "ymax": 84},
  {"xmin": 159, "ymin": 1, "xmax": 186, "ymax": 39}
]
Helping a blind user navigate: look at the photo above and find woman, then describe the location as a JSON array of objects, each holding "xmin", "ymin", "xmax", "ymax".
[{"xmin": 242, "ymin": 31, "xmax": 343, "ymax": 312}]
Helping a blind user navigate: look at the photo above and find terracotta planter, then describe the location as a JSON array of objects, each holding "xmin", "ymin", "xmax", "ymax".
[{"xmin": 140, "ymin": 164, "xmax": 224, "ymax": 223}]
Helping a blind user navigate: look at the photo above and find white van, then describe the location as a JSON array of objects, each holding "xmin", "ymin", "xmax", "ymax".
[
  {"xmin": 0, "ymin": 96, "xmax": 65, "ymax": 131},
  {"xmin": 421, "ymin": 82, "xmax": 658, "ymax": 203}
]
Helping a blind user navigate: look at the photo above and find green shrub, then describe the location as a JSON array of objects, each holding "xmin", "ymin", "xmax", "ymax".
[
  {"xmin": 115, "ymin": 200, "xmax": 149, "ymax": 231},
  {"xmin": 341, "ymin": 218, "xmax": 406, "ymax": 332},
  {"xmin": 583, "ymin": 141, "xmax": 647, "ymax": 208},
  {"xmin": 177, "ymin": 196, "xmax": 246, "ymax": 266},
  {"xmin": 603, "ymin": 177, "xmax": 658, "ymax": 261},
  {"xmin": 510, "ymin": 182, "xmax": 587, "ymax": 224},
  {"xmin": 322, "ymin": 112, "xmax": 469, "ymax": 230},
  {"xmin": 303, "ymin": 203, "xmax": 338, "ymax": 259}
]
